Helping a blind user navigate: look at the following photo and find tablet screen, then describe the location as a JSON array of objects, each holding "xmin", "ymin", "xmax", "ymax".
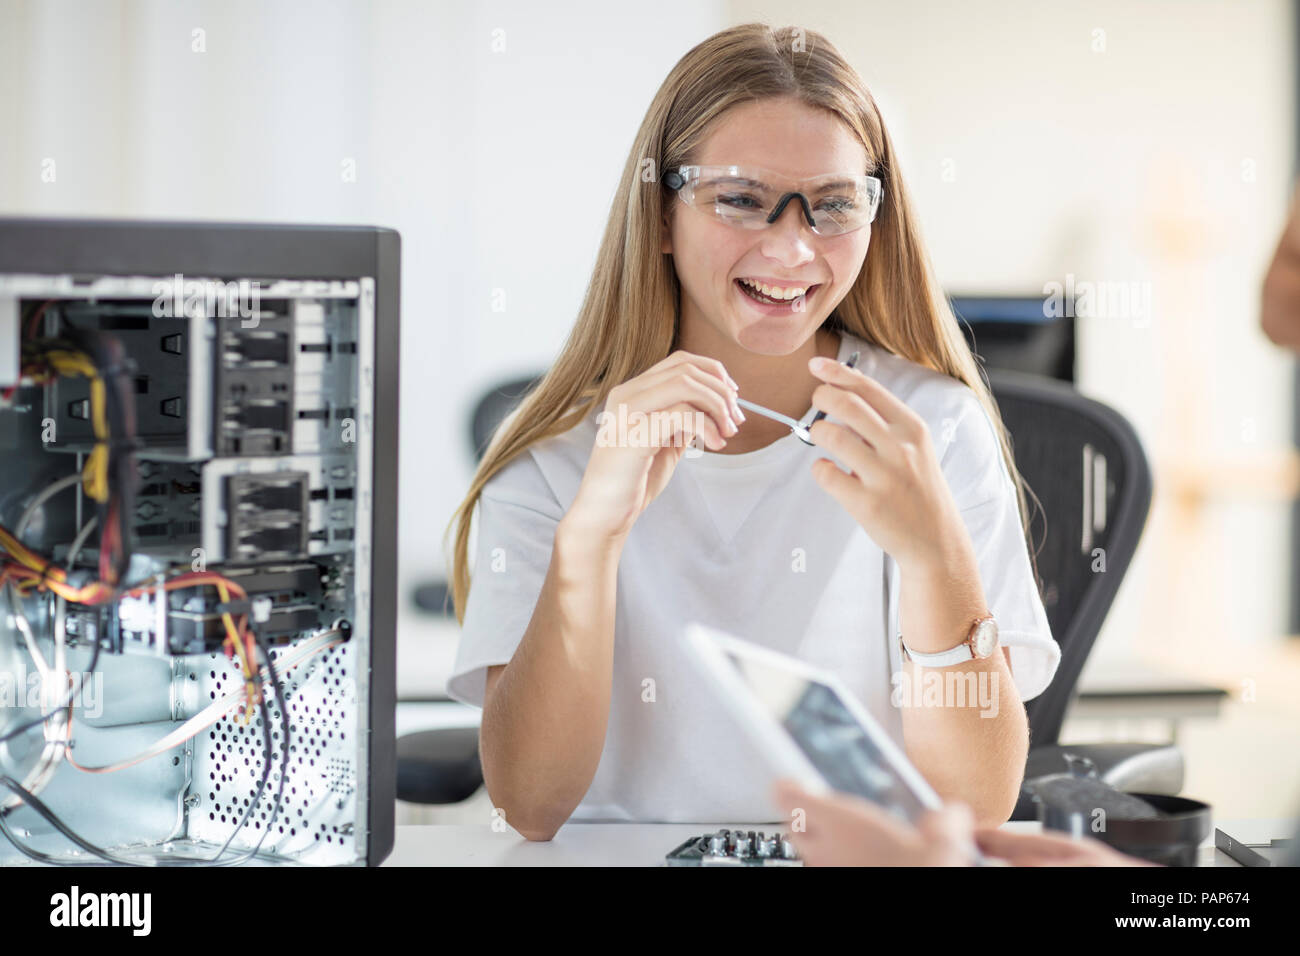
[{"xmin": 721, "ymin": 648, "xmax": 929, "ymax": 823}]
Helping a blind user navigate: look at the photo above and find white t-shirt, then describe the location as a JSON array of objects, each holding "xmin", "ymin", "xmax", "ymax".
[{"xmin": 447, "ymin": 330, "xmax": 1060, "ymax": 822}]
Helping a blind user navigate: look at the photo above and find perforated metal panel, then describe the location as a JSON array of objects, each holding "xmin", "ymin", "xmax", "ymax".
[{"xmin": 187, "ymin": 639, "xmax": 363, "ymax": 864}]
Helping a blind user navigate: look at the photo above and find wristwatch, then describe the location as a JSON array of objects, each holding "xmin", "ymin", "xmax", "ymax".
[{"xmin": 900, "ymin": 613, "xmax": 998, "ymax": 667}]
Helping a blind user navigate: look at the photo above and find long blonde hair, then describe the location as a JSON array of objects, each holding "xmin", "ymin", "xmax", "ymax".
[{"xmin": 446, "ymin": 22, "xmax": 1043, "ymax": 624}]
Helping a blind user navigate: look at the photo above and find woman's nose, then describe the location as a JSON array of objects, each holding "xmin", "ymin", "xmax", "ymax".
[{"xmin": 758, "ymin": 203, "xmax": 818, "ymax": 264}]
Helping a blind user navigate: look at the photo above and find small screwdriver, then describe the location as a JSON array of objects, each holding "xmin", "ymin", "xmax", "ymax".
[{"xmin": 732, "ymin": 349, "xmax": 860, "ymax": 446}]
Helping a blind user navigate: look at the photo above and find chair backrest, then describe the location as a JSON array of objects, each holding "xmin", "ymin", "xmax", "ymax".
[
  {"xmin": 470, "ymin": 374, "xmax": 545, "ymax": 461},
  {"xmin": 986, "ymin": 369, "xmax": 1153, "ymax": 746}
]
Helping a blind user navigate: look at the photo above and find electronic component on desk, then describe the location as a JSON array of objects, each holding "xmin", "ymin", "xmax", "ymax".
[
  {"xmin": 665, "ymin": 829, "xmax": 802, "ymax": 866},
  {"xmin": 1215, "ymin": 828, "xmax": 1294, "ymax": 867}
]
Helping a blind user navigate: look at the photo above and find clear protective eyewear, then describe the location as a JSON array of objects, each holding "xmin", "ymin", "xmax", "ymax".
[{"xmin": 662, "ymin": 164, "xmax": 883, "ymax": 236}]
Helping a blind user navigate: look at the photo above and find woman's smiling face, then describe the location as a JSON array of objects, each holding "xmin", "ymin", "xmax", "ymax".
[{"xmin": 662, "ymin": 95, "xmax": 874, "ymax": 355}]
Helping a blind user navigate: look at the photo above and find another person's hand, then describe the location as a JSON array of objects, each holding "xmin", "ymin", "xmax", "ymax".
[
  {"xmin": 568, "ymin": 350, "xmax": 743, "ymax": 541},
  {"xmin": 1261, "ymin": 182, "xmax": 1300, "ymax": 351},
  {"xmin": 773, "ymin": 779, "xmax": 1157, "ymax": 866},
  {"xmin": 772, "ymin": 779, "xmax": 979, "ymax": 866},
  {"xmin": 973, "ymin": 826, "xmax": 1158, "ymax": 867}
]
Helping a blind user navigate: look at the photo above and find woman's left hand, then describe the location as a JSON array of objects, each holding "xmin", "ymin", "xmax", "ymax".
[{"xmin": 805, "ymin": 355, "xmax": 968, "ymax": 571}]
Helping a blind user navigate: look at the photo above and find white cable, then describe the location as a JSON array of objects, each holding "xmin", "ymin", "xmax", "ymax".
[
  {"xmin": 5, "ymin": 580, "xmax": 50, "ymax": 679},
  {"xmin": 16, "ymin": 473, "xmax": 82, "ymax": 539},
  {"xmin": 0, "ymin": 510, "xmax": 96, "ymax": 812},
  {"xmin": 67, "ymin": 628, "xmax": 344, "ymax": 774},
  {"xmin": 52, "ymin": 516, "xmax": 98, "ymax": 691},
  {"xmin": 5, "ymin": 472, "xmax": 86, "ymax": 681}
]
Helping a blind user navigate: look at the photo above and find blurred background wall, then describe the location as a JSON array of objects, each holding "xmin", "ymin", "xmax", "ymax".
[{"xmin": 2, "ymin": 0, "xmax": 1297, "ymax": 818}]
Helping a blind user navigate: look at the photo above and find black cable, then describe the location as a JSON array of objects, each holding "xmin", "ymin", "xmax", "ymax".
[
  {"xmin": 95, "ymin": 334, "xmax": 137, "ymax": 589},
  {"xmin": 224, "ymin": 629, "xmax": 292, "ymax": 865},
  {"xmin": 64, "ymin": 327, "xmax": 135, "ymax": 589},
  {"xmin": 19, "ymin": 326, "xmax": 135, "ymax": 591},
  {"xmin": 205, "ymin": 632, "xmax": 276, "ymax": 863},
  {"xmin": 0, "ymin": 657, "xmax": 276, "ymax": 867},
  {"xmin": 0, "ymin": 774, "xmax": 151, "ymax": 866},
  {"xmin": 0, "ymin": 778, "xmax": 116, "ymax": 866},
  {"xmin": 0, "ymin": 627, "xmax": 332, "ymax": 866}
]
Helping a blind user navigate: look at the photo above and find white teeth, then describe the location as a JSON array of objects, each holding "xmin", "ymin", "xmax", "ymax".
[{"xmin": 739, "ymin": 277, "xmax": 809, "ymax": 300}]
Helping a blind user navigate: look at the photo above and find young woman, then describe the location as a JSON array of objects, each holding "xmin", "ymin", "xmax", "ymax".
[{"xmin": 444, "ymin": 23, "xmax": 1059, "ymax": 841}]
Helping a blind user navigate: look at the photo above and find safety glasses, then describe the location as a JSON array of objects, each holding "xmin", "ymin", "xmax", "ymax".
[{"xmin": 663, "ymin": 164, "xmax": 883, "ymax": 236}]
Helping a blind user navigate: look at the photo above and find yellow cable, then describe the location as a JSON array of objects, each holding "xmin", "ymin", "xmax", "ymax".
[
  {"xmin": 42, "ymin": 350, "xmax": 110, "ymax": 503},
  {"xmin": 215, "ymin": 581, "xmax": 258, "ymax": 723}
]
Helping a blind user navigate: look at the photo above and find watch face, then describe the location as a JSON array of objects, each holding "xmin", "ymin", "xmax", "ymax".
[{"xmin": 973, "ymin": 619, "xmax": 998, "ymax": 658}]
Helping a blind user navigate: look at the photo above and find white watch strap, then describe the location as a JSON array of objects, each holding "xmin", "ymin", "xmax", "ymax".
[
  {"xmin": 900, "ymin": 638, "xmax": 974, "ymax": 667},
  {"xmin": 888, "ymin": 556, "xmax": 981, "ymax": 667}
]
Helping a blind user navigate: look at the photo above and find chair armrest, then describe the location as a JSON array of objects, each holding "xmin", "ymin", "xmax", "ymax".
[
  {"xmin": 396, "ymin": 726, "xmax": 484, "ymax": 805},
  {"xmin": 1009, "ymin": 742, "xmax": 1185, "ymax": 821}
]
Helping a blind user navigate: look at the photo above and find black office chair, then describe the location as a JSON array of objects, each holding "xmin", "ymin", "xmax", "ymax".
[
  {"xmin": 984, "ymin": 369, "xmax": 1175, "ymax": 819},
  {"xmin": 411, "ymin": 375, "xmax": 546, "ymax": 619},
  {"xmin": 401, "ymin": 367, "xmax": 1172, "ymax": 816},
  {"xmin": 398, "ymin": 374, "xmax": 544, "ymax": 806}
]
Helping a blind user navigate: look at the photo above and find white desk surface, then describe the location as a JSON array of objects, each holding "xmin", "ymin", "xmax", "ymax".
[{"xmin": 383, "ymin": 818, "xmax": 1289, "ymax": 867}]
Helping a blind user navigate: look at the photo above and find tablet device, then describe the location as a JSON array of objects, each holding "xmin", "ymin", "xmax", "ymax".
[{"xmin": 682, "ymin": 622, "xmax": 944, "ymax": 825}]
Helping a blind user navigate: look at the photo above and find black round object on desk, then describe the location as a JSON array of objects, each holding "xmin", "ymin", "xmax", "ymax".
[
  {"xmin": 1027, "ymin": 753, "xmax": 1212, "ymax": 866},
  {"xmin": 1036, "ymin": 792, "xmax": 1212, "ymax": 867}
]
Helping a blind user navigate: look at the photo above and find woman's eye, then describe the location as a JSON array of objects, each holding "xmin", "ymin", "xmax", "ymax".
[
  {"xmin": 718, "ymin": 192, "xmax": 762, "ymax": 210},
  {"xmin": 818, "ymin": 197, "xmax": 857, "ymax": 212}
]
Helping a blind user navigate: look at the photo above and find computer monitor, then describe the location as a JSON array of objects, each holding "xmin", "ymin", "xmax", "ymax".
[{"xmin": 948, "ymin": 294, "xmax": 1076, "ymax": 383}]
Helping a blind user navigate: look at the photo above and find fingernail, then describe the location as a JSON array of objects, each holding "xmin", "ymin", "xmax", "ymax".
[
  {"xmin": 733, "ymin": 401, "xmax": 746, "ymax": 423},
  {"xmin": 809, "ymin": 356, "xmax": 827, "ymax": 371}
]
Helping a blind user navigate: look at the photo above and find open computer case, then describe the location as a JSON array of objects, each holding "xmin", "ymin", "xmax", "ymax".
[{"xmin": 0, "ymin": 218, "xmax": 398, "ymax": 866}]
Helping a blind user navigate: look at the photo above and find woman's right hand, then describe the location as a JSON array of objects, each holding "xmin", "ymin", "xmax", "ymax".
[{"xmin": 568, "ymin": 350, "xmax": 745, "ymax": 541}]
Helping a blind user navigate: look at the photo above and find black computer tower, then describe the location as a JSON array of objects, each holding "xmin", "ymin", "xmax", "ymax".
[{"xmin": 0, "ymin": 218, "xmax": 398, "ymax": 866}]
